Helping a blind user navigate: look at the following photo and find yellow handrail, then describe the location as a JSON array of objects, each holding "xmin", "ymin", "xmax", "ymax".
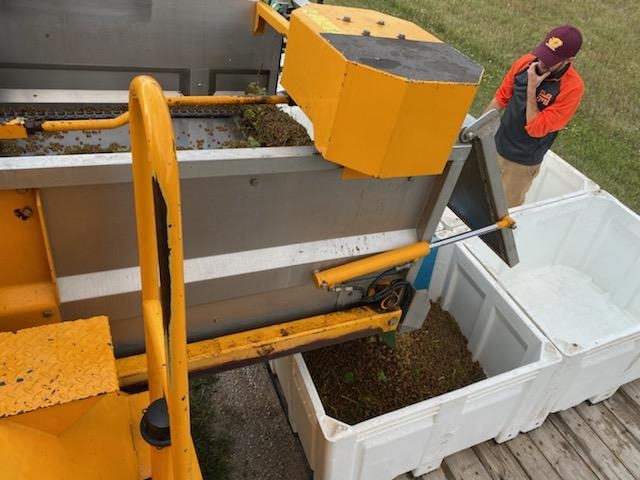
[
  {"xmin": 41, "ymin": 112, "xmax": 130, "ymax": 132},
  {"xmin": 37, "ymin": 94, "xmax": 289, "ymax": 133},
  {"xmin": 166, "ymin": 94, "xmax": 289, "ymax": 107},
  {"xmin": 128, "ymin": 76, "xmax": 201, "ymax": 480}
]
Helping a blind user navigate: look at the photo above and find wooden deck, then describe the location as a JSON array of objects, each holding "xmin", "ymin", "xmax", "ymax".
[{"xmin": 396, "ymin": 380, "xmax": 640, "ymax": 480}]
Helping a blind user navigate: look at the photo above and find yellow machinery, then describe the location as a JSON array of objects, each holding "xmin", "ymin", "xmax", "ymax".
[
  {"xmin": 0, "ymin": 1, "xmax": 517, "ymax": 478},
  {"xmin": 261, "ymin": 3, "xmax": 482, "ymax": 177}
]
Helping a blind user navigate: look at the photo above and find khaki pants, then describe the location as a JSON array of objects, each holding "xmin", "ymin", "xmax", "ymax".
[{"xmin": 497, "ymin": 155, "xmax": 541, "ymax": 208}]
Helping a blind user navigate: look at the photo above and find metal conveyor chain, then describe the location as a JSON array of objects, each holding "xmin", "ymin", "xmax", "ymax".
[{"xmin": 0, "ymin": 104, "xmax": 240, "ymax": 123}]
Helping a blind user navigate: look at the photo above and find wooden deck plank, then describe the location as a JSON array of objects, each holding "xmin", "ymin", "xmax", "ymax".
[
  {"xmin": 621, "ymin": 379, "xmax": 640, "ymax": 408},
  {"xmin": 505, "ymin": 433, "xmax": 562, "ymax": 480},
  {"xmin": 473, "ymin": 440, "xmax": 529, "ymax": 480},
  {"xmin": 552, "ymin": 408, "xmax": 635, "ymax": 480},
  {"xmin": 442, "ymin": 449, "xmax": 493, "ymax": 480},
  {"xmin": 417, "ymin": 469, "xmax": 449, "ymax": 480},
  {"xmin": 575, "ymin": 402, "xmax": 640, "ymax": 477},
  {"xmin": 605, "ymin": 389, "xmax": 640, "ymax": 439},
  {"xmin": 396, "ymin": 467, "xmax": 449, "ymax": 480},
  {"xmin": 527, "ymin": 418, "xmax": 599, "ymax": 479},
  {"xmin": 389, "ymin": 388, "xmax": 640, "ymax": 480}
]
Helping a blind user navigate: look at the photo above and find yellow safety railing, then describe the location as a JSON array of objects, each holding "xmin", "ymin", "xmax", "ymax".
[
  {"xmin": 39, "ymin": 94, "xmax": 289, "ymax": 133},
  {"xmin": 0, "ymin": 78, "xmax": 291, "ymax": 477},
  {"xmin": 128, "ymin": 76, "xmax": 201, "ymax": 480}
]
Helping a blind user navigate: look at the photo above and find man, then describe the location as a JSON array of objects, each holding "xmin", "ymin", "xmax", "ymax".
[{"xmin": 485, "ymin": 25, "xmax": 585, "ymax": 207}]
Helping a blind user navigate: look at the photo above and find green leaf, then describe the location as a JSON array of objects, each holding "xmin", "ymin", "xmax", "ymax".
[
  {"xmin": 343, "ymin": 371, "xmax": 355, "ymax": 384},
  {"xmin": 377, "ymin": 370, "xmax": 388, "ymax": 383},
  {"xmin": 247, "ymin": 137, "xmax": 261, "ymax": 148},
  {"xmin": 380, "ymin": 331, "xmax": 397, "ymax": 349}
]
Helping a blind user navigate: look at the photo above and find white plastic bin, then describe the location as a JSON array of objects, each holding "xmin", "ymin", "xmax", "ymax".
[
  {"xmin": 436, "ymin": 150, "xmax": 599, "ymax": 238},
  {"xmin": 523, "ymin": 150, "xmax": 599, "ymax": 206},
  {"xmin": 272, "ymin": 246, "xmax": 561, "ymax": 479},
  {"xmin": 464, "ymin": 190, "xmax": 640, "ymax": 412}
]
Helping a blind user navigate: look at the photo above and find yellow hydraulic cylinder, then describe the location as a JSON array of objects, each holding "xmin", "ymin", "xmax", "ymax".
[
  {"xmin": 313, "ymin": 214, "xmax": 516, "ymax": 289},
  {"xmin": 313, "ymin": 241, "xmax": 430, "ymax": 289}
]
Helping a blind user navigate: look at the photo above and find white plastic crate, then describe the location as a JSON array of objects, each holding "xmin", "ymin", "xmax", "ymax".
[
  {"xmin": 464, "ymin": 190, "xmax": 640, "ymax": 412},
  {"xmin": 272, "ymin": 246, "xmax": 560, "ymax": 479},
  {"xmin": 523, "ymin": 150, "xmax": 599, "ymax": 206},
  {"xmin": 436, "ymin": 150, "xmax": 599, "ymax": 238}
]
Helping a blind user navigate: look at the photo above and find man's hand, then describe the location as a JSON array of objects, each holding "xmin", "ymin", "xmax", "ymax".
[
  {"xmin": 525, "ymin": 62, "xmax": 551, "ymax": 123},
  {"xmin": 527, "ymin": 62, "xmax": 551, "ymax": 90}
]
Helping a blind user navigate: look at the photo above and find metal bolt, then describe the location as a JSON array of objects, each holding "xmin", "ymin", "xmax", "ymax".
[
  {"xmin": 362, "ymin": 29, "xmax": 371, "ymax": 36},
  {"xmin": 14, "ymin": 207, "xmax": 33, "ymax": 221},
  {"xmin": 249, "ymin": 178, "xmax": 260, "ymax": 186},
  {"xmin": 42, "ymin": 310, "xmax": 54, "ymax": 318},
  {"xmin": 342, "ymin": 15, "xmax": 351, "ymax": 22},
  {"xmin": 388, "ymin": 317, "xmax": 399, "ymax": 326},
  {"xmin": 377, "ymin": 19, "xmax": 385, "ymax": 26},
  {"xmin": 397, "ymin": 33, "xmax": 406, "ymax": 40}
]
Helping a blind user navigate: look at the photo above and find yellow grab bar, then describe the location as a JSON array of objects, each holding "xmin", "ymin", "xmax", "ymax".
[{"xmin": 129, "ymin": 76, "xmax": 200, "ymax": 480}]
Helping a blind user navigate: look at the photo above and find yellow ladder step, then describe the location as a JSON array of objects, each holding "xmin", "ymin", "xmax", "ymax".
[{"xmin": 0, "ymin": 316, "xmax": 119, "ymax": 417}]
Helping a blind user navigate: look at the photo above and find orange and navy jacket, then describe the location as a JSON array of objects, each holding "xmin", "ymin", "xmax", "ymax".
[{"xmin": 494, "ymin": 53, "xmax": 584, "ymax": 165}]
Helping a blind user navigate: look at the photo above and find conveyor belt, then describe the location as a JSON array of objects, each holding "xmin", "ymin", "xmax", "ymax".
[
  {"xmin": 0, "ymin": 105, "xmax": 245, "ymax": 156},
  {"xmin": 0, "ymin": 104, "xmax": 239, "ymax": 122}
]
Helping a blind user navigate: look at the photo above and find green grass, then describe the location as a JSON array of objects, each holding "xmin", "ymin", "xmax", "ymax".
[
  {"xmin": 189, "ymin": 375, "xmax": 231, "ymax": 480},
  {"xmin": 327, "ymin": 0, "xmax": 640, "ymax": 212}
]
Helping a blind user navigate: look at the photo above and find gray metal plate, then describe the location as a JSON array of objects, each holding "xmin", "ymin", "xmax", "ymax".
[
  {"xmin": 0, "ymin": 0, "xmax": 282, "ymax": 94},
  {"xmin": 41, "ymin": 166, "xmax": 437, "ymax": 276},
  {"xmin": 448, "ymin": 137, "xmax": 519, "ymax": 266},
  {"xmin": 322, "ymin": 34, "xmax": 482, "ymax": 83}
]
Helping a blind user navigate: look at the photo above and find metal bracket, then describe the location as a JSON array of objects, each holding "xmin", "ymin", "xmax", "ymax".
[{"xmin": 459, "ymin": 109, "xmax": 500, "ymax": 143}]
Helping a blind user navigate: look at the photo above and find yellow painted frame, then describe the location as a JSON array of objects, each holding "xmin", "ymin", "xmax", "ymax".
[
  {"xmin": 128, "ymin": 76, "xmax": 200, "ymax": 480},
  {"xmin": 253, "ymin": 1, "xmax": 290, "ymax": 36},
  {"xmin": 116, "ymin": 305, "xmax": 401, "ymax": 389}
]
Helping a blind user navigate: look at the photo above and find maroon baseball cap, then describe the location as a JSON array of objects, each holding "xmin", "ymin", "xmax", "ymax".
[{"xmin": 533, "ymin": 25, "xmax": 582, "ymax": 66}]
